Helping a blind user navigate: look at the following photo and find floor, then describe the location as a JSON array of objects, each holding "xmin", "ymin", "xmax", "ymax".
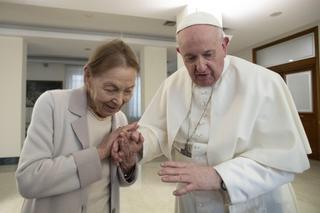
[{"xmin": 0, "ymin": 159, "xmax": 319, "ymax": 213}]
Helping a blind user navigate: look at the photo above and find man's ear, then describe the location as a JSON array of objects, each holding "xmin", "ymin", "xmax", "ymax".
[
  {"xmin": 222, "ymin": 37, "xmax": 229, "ymax": 54},
  {"xmin": 222, "ymin": 37, "xmax": 230, "ymax": 48},
  {"xmin": 176, "ymin": 47, "xmax": 181, "ymax": 54}
]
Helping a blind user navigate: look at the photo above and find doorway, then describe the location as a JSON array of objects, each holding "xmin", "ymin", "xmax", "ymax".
[
  {"xmin": 253, "ymin": 27, "xmax": 320, "ymax": 160},
  {"xmin": 270, "ymin": 58, "xmax": 319, "ymax": 159}
]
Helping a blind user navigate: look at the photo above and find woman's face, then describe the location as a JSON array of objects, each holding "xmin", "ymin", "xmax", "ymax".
[{"xmin": 85, "ymin": 66, "xmax": 137, "ymax": 118}]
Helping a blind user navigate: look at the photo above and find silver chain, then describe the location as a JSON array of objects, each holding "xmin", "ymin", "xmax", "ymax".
[{"xmin": 185, "ymin": 85, "xmax": 214, "ymax": 144}]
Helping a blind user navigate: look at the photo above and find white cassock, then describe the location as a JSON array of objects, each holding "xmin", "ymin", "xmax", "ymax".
[{"xmin": 138, "ymin": 55, "xmax": 311, "ymax": 213}]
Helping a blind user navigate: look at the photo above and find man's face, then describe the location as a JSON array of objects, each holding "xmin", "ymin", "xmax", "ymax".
[{"xmin": 177, "ymin": 25, "xmax": 228, "ymax": 87}]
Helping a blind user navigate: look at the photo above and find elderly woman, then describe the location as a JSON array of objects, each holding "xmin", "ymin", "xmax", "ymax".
[{"xmin": 16, "ymin": 39, "xmax": 143, "ymax": 213}]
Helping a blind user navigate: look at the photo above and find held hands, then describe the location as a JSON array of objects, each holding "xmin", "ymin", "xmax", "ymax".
[
  {"xmin": 158, "ymin": 161, "xmax": 222, "ymax": 196},
  {"xmin": 106, "ymin": 123, "xmax": 144, "ymax": 173},
  {"xmin": 97, "ymin": 122, "xmax": 139, "ymax": 160},
  {"xmin": 111, "ymin": 131, "xmax": 144, "ymax": 173}
]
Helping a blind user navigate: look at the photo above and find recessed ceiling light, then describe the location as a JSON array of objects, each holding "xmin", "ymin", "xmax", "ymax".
[{"xmin": 270, "ymin": 11, "xmax": 282, "ymax": 17}]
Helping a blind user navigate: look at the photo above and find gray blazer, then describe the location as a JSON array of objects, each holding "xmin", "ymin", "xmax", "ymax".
[{"xmin": 16, "ymin": 87, "xmax": 136, "ymax": 213}]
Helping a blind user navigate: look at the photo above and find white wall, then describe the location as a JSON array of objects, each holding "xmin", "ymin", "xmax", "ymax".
[
  {"xmin": 232, "ymin": 49, "xmax": 253, "ymax": 62},
  {"xmin": 140, "ymin": 46, "xmax": 167, "ymax": 111},
  {"xmin": 0, "ymin": 36, "xmax": 26, "ymax": 157},
  {"xmin": 27, "ymin": 62, "xmax": 65, "ymax": 82}
]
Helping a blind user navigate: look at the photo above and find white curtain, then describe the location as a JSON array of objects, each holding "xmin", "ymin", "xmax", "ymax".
[
  {"xmin": 124, "ymin": 74, "xmax": 141, "ymax": 121},
  {"xmin": 65, "ymin": 65, "xmax": 84, "ymax": 89}
]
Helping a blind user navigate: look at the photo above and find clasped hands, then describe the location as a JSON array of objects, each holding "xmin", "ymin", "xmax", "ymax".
[
  {"xmin": 97, "ymin": 122, "xmax": 143, "ymax": 173},
  {"xmin": 97, "ymin": 122, "xmax": 223, "ymax": 195}
]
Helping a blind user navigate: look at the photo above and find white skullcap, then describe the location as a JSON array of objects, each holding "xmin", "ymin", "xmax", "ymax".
[{"xmin": 176, "ymin": 11, "xmax": 223, "ymax": 33}]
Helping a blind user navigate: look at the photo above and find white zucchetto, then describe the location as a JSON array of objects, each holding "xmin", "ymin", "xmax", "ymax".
[{"xmin": 176, "ymin": 11, "xmax": 223, "ymax": 33}]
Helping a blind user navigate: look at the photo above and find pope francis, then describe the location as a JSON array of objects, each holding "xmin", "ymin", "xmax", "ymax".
[{"xmin": 118, "ymin": 11, "xmax": 312, "ymax": 213}]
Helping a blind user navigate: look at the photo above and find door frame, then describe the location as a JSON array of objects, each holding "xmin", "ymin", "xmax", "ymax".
[{"xmin": 253, "ymin": 27, "xmax": 320, "ymax": 160}]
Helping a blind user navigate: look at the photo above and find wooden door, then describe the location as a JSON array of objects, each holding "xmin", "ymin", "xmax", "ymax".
[{"xmin": 270, "ymin": 58, "xmax": 319, "ymax": 160}]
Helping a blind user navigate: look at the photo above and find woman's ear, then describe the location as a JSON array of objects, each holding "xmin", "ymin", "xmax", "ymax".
[{"xmin": 84, "ymin": 65, "xmax": 91, "ymax": 88}]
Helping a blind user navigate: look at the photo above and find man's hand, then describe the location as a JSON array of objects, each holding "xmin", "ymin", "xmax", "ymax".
[
  {"xmin": 158, "ymin": 161, "xmax": 222, "ymax": 196},
  {"xmin": 97, "ymin": 122, "xmax": 138, "ymax": 160}
]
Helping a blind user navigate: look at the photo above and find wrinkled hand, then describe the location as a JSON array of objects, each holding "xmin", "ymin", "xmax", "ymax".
[
  {"xmin": 111, "ymin": 125, "xmax": 144, "ymax": 173},
  {"xmin": 158, "ymin": 161, "xmax": 222, "ymax": 196},
  {"xmin": 97, "ymin": 122, "xmax": 138, "ymax": 160}
]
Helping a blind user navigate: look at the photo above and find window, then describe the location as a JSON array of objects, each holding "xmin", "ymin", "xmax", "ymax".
[
  {"xmin": 65, "ymin": 65, "xmax": 84, "ymax": 89},
  {"xmin": 123, "ymin": 74, "xmax": 141, "ymax": 121},
  {"xmin": 255, "ymin": 33, "xmax": 315, "ymax": 67}
]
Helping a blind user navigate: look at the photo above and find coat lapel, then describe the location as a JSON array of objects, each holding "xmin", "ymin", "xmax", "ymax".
[{"xmin": 69, "ymin": 87, "xmax": 89, "ymax": 149}]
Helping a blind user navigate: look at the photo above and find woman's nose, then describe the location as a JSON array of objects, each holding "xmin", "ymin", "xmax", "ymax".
[{"xmin": 112, "ymin": 92, "xmax": 124, "ymax": 105}]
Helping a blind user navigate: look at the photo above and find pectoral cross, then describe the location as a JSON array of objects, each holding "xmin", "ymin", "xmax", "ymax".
[{"xmin": 180, "ymin": 142, "xmax": 192, "ymax": 158}]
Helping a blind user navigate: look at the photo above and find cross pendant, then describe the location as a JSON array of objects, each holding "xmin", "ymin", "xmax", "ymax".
[{"xmin": 181, "ymin": 142, "xmax": 192, "ymax": 158}]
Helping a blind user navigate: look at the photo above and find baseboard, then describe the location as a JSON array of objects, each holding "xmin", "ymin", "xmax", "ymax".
[{"xmin": 0, "ymin": 157, "xmax": 19, "ymax": 165}]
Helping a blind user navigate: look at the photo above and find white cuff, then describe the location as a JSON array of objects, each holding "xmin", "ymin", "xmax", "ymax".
[{"xmin": 214, "ymin": 157, "xmax": 294, "ymax": 204}]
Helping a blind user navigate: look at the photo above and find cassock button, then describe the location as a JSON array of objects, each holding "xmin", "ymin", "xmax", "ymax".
[{"xmin": 201, "ymin": 90, "xmax": 208, "ymax": 95}]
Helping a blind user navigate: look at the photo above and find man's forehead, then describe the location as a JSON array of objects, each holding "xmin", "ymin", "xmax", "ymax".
[
  {"xmin": 183, "ymin": 49, "xmax": 215, "ymax": 55},
  {"xmin": 177, "ymin": 26, "xmax": 220, "ymax": 44}
]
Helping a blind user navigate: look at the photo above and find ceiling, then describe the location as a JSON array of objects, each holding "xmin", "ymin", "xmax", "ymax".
[{"xmin": 0, "ymin": 0, "xmax": 320, "ymax": 69}]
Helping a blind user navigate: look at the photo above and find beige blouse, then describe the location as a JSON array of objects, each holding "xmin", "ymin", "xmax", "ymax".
[{"xmin": 86, "ymin": 109, "xmax": 112, "ymax": 213}]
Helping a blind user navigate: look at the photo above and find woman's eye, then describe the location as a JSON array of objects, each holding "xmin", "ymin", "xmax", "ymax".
[
  {"xmin": 104, "ymin": 88, "xmax": 116, "ymax": 93},
  {"xmin": 124, "ymin": 90, "xmax": 132, "ymax": 95}
]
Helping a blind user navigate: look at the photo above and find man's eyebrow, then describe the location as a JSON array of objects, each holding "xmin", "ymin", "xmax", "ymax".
[
  {"xmin": 204, "ymin": 49, "xmax": 215, "ymax": 54},
  {"xmin": 183, "ymin": 53, "xmax": 195, "ymax": 57}
]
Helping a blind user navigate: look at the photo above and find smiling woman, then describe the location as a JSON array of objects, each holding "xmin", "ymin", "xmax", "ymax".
[
  {"xmin": 84, "ymin": 40, "xmax": 139, "ymax": 118},
  {"xmin": 15, "ymin": 39, "xmax": 143, "ymax": 213}
]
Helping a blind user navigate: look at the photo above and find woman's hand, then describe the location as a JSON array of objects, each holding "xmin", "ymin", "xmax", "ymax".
[
  {"xmin": 97, "ymin": 122, "xmax": 138, "ymax": 160},
  {"xmin": 111, "ymin": 129, "xmax": 144, "ymax": 173}
]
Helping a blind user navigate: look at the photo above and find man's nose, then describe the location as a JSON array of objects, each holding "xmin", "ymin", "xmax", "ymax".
[{"xmin": 195, "ymin": 57, "xmax": 207, "ymax": 72}]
